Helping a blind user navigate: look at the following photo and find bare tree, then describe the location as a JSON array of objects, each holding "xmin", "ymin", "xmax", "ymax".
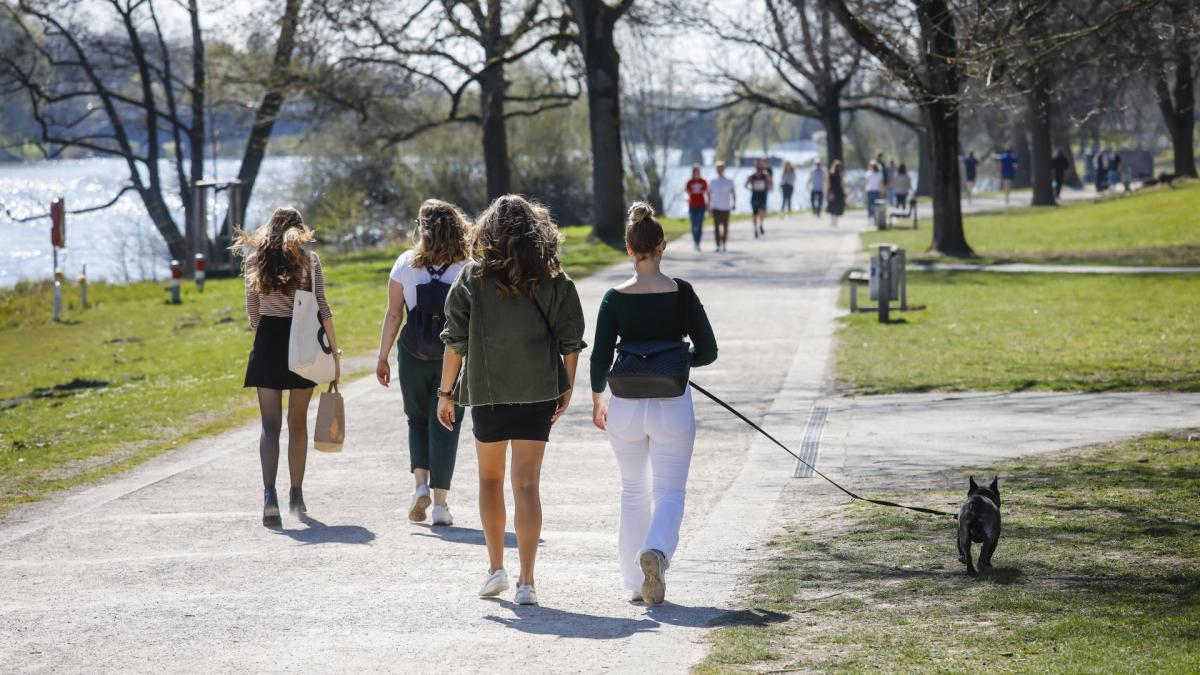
[{"xmin": 1144, "ymin": 0, "xmax": 1197, "ymax": 178}]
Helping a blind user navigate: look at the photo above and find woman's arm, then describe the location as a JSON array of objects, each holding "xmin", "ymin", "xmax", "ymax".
[
  {"xmin": 552, "ymin": 352, "xmax": 579, "ymax": 423},
  {"xmin": 436, "ymin": 346, "xmax": 463, "ymax": 431},
  {"xmin": 688, "ymin": 292, "xmax": 718, "ymax": 369},
  {"xmin": 321, "ymin": 315, "xmax": 341, "ymax": 384},
  {"xmin": 245, "ymin": 280, "xmax": 260, "ymax": 331},
  {"xmin": 376, "ymin": 280, "xmax": 406, "ymax": 387}
]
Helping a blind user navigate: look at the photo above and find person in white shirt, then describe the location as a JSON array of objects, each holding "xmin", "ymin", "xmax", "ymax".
[
  {"xmin": 864, "ymin": 161, "xmax": 884, "ymax": 221},
  {"xmin": 808, "ymin": 160, "xmax": 826, "ymax": 216},
  {"xmin": 707, "ymin": 161, "xmax": 736, "ymax": 252}
]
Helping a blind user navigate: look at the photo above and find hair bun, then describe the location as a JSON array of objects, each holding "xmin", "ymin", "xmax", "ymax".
[{"xmin": 627, "ymin": 201, "xmax": 655, "ymax": 225}]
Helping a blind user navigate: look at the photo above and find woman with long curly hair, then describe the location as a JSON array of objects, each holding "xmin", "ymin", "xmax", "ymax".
[
  {"xmin": 376, "ymin": 199, "xmax": 472, "ymax": 526},
  {"xmin": 437, "ymin": 194, "xmax": 586, "ymax": 605},
  {"xmin": 234, "ymin": 207, "xmax": 340, "ymax": 528}
]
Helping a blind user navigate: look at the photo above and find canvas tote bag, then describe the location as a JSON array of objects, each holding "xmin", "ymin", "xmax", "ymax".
[
  {"xmin": 314, "ymin": 383, "xmax": 345, "ymax": 452},
  {"xmin": 288, "ymin": 254, "xmax": 337, "ymax": 384}
]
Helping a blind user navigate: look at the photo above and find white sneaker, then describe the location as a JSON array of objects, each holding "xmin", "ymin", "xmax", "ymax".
[
  {"xmin": 408, "ymin": 485, "xmax": 431, "ymax": 522},
  {"xmin": 515, "ymin": 583, "xmax": 538, "ymax": 605},
  {"xmin": 630, "ymin": 591, "xmax": 643, "ymax": 602},
  {"xmin": 431, "ymin": 504, "xmax": 454, "ymax": 526},
  {"xmin": 479, "ymin": 569, "xmax": 509, "ymax": 597},
  {"xmin": 639, "ymin": 549, "xmax": 667, "ymax": 605}
]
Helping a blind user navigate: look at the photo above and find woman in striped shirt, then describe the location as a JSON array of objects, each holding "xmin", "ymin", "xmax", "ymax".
[{"xmin": 235, "ymin": 207, "xmax": 340, "ymax": 528}]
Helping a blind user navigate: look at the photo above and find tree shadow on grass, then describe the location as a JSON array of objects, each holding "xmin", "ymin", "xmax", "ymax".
[{"xmin": 275, "ymin": 514, "xmax": 376, "ymax": 545}]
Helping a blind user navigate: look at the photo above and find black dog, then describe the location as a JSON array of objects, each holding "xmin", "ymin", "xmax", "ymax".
[{"xmin": 957, "ymin": 476, "xmax": 1001, "ymax": 576}]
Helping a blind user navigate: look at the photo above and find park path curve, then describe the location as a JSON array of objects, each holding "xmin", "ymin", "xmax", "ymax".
[{"xmin": 0, "ymin": 211, "xmax": 858, "ymax": 673}]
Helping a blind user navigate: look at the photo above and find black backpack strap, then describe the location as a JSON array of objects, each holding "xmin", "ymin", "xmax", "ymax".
[
  {"xmin": 427, "ymin": 263, "xmax": 451, "ymax": 280},
  {"xmin": 674, "ymin": 278, "xmax": 694, "ymax": 338}
]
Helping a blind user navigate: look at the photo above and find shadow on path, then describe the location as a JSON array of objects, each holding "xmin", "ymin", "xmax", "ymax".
[
  {"xmin": 483, "ymin": 600, "xmax": 659, "ymax": 639},
  {"xmin": 410, "ymin": 524, "xmax": 525, "ymax": 548},
  {"xmin": 275, "ymin": 515, "xmax": 376, "ymax": 545}
]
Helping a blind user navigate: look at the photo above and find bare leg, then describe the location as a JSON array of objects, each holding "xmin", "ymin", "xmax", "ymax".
[
  {"xmin": 414, "ymin": 468, "xmax": 430, "ymax": 487},
  {"xmin": 286, "ymin": 387, "xmax": 313, "ymax": 488},
  {"xmin": 256, "ymin": 388, "xmax": 283, "ymax": 489},
  {"xmin": 476, "ymin": 440, "xmax": 508, "ymax": 573},
  {"xmin": 433, "ymin": 488, "xmax": 449, "ymax": 507},
  {"xmin": 510, "ymin": 440, "xmax": 547, "ymax": 586}
]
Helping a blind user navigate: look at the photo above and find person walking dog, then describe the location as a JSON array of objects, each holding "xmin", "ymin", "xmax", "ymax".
[
  {"xmin": 437, "ymin": 195, "xmax": 586, "ymax": 606},
  {"xmin": 589, "ymin": 202, "xmax": 718, "ymax": 605},
  {"xmin": 376, "ymin": 199, "xmax": 471, "ymax": 526},
  {"xmin": 235, "ymin": 207, "xmax": 340, "ymax": 528}
]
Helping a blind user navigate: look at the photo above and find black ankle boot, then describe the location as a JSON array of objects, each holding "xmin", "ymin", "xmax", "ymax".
[
  {"xmin": 263, "ymin": 487, "xmax": 281, "ymax": 528},
  {"xmin": 288, "ymin": 486, "xmax": 306, "ymax": 517}
]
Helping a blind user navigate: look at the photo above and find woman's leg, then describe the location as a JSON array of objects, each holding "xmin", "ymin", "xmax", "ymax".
[
  {"xmin": 510, "ymin": 440, "xmax": 547, "ymax": 586},
  {"xmin": 256, "ymin": 389, "xmax": 284, "ymax": 488},
  {"xmin": 399, "ymin": 347, "xmax": 433, "ymax": 488},
  {"xmin": 643, "ymin": 394, "xmax": 697, "ymax": 563},
  {"xmin": 476, "ymin": 440, "xmax": 508, "ymax": 573},
  {"xmin": 286, "ymin": 387, "xmax": 314, "ymax": 488},
  {"xmin": 607, "ymin": 397, "xmax": 652, "ymax": 592},
  {"xmin": 426, "ymin": 386, "xmax": 463, "ymax": 504}
]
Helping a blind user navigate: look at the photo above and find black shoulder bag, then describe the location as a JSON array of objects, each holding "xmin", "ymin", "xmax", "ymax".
[
  {"xmin": 530, "ymin": 289, "xmax": 572, "ymax": 395},
  {"xmin": 607, "ymin": 279, "xmax": 694, "ymax": 399},
  {"xmin": 399, "ymin": 263, "xmax": 452, "ymax": 360}
]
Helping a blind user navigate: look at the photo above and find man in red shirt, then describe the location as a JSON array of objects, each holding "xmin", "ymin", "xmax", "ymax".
[{"xmin": 684, "ymin": 164, "xmax": 709, "ymax": 252}]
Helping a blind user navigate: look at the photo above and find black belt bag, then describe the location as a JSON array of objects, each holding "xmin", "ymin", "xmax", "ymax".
[{"xmin": 607, "ymin": 279, "xmax": 695, "ymax": 399}]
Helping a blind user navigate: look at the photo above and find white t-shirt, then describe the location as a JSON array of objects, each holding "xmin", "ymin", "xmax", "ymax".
[
  {"xmin": 708, "ymin": 176, "xmax": 735, "ymax": 211},
  {"xmin": 389, "ymin": 249, "xmax": 469, "ymax": 310},
  {"xmin": 865, "ymin": 170, "xmax": 884, "ymax": 192}
]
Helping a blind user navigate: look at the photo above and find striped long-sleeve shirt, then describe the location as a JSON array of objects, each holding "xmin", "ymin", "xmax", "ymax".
[{"xmin": 245, "ymin": 253, "xmax": 333, "ymax": 331}]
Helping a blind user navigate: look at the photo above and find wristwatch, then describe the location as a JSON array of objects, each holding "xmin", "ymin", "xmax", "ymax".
[{"xmin": 437, "ymin": 389, "xmax": 454, "ymax": 399}]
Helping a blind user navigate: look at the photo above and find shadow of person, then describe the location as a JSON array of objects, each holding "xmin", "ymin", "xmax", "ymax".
[
  {"xmin": 483, "ymin": 600, "xmax": 660, "ymax": 639},
  {"xmin": 409, "ymin": 524, "xmax": 525, "ymax": 548},
  {"xmin": 645, "ymin": 603, "xmax": 791, "ymax": 629},
  {"xmin": 275, "ymin": 514, "xmax": 376, "ymax": 545}
]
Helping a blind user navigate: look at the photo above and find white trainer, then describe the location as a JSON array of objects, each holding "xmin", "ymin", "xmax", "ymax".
[
  {"xmin": 479, "ymin": 569, "xmax": 509, "ymax": 597},
  {"xmin": 639, "ymin": 549, "xmax": 667, "ymax": 605},
  {"xmin": 515, "ymin": 584, "xmax": 538, "ymax": 605},
  {"xmin": 630, "ymin": 591, "xmax": 643, "ymax": 603},
  {"xmin": 431, "ymin": 504, "xmax": 454, "ymax": 526},
  {"xmin": 408, "ymin": 485, "xmax": 431, "ymax": 522}
]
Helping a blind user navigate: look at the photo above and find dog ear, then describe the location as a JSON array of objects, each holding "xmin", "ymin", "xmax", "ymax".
[
  {"xmin": 989, "ymin": 476, "xmax": 999, "ymax": 494},
  {"xmin": 969, "ymin": 476, "xmax": 978, "ymax": 493}
]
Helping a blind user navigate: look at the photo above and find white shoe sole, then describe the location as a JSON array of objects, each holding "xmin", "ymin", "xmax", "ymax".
[
  {"xmin": 408, "ymin": 493, "xmax": 431, "ymax": 522},
  {"xmin": 640, "ymin": 551, "xmax": 666, "ymax": 605},
  {"xmin": 479, "ymin": 581, "xmax": 509, "ymax": 598}
]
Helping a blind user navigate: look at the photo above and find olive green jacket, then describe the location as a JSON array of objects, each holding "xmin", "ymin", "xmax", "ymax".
[{"xmin": 440, "ymin": 261, "xmax": 587, "ymax": 406}]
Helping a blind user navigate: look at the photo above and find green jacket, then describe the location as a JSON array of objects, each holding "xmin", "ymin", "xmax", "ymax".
[{"xmin": 441, "ymin": 261, "xmax": 587, "ymax": 406}]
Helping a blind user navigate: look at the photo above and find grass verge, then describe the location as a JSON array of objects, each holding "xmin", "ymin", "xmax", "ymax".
[
  {"xmin": 836, "ymin": 271, "xmax": 1200, "ymax": 394},
  {"xmin": 696, "ymin": 431, "xmax": 1200, "ymax": 673},
  {"xmin": 863, "ymin": 181, "xmax": 1200, "ymax": 266},
  {"xmin": 0, "ymin": 219, "xmax": 687, "ymax": 514}
]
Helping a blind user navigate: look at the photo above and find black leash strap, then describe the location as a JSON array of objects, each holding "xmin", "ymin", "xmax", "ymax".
[{"xmin": 689, "ymin": 381, "xmax": 956, "ymax": 519}]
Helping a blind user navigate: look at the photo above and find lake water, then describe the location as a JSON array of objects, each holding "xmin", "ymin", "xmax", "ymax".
[{"xmin": 0, "ymin": 151, "xmax": 835, "ymax": 287}]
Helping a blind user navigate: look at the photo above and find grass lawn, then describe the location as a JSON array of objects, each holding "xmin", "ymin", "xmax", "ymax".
[
  {"xmin": 0, "ymin": 219, "xmax": 687, "ymax": 514},
  {"xmin": 697, "ymin": 431, "xmax": 1200, "ymax": 673},
  {"xmin": 836, "ymin": 271, "xmax": 1200, "ymax": 394},
  {"xmin": 863, "ymin": 181, "xmax": 1200, "ymax": 266}
]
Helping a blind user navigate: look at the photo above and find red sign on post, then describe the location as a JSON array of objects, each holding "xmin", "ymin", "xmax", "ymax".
[{"xmin": 50, "ymin": 198, "xmax": 66, "ymax": 248}]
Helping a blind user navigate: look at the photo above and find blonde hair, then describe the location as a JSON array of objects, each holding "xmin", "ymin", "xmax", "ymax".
[
  {"xmin": 625, "ymin": 202, "xmax": 664, "ymax": 260},
  {"xmin": 471, "ymin": 194, "xmax": 563, "ymax": 297},
  {"xmin": 231, "ymin": 206, "xmax": 314, "ymax": 295},
  {"xmin": 411, "ymin": 199, "xmax": 471, "ymax": 269}
]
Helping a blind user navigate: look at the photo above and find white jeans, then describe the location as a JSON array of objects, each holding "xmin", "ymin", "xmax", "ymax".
[{"xmin": 606, "ymin": 387, "xmax": 697, "ymax": 591}]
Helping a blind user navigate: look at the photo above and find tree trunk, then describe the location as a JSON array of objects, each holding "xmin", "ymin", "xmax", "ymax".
[
  {"xmin": 220, "ymin": 0, "xmax": 302, "ymax": 250},
  {"xmin": 1028, "ymin": 74, "xmax": 1056, "ymax": 206},
  {"xmin": 821, "ymin": 88, "xmax": 844, "ymax": 163},
  {"xmin": 1010, "ymin": 122, "xmax": 1031, "ymax": 189},
  {"xmin": 570, "ymin": 0, "xmax": 626, "ymax": 241},
  {"xmin": 142, "ymin": 187, "xmax": 189, "ymax": 264},
  {"xmin": 1051, "ymin": 107, "xmax": 1082, "ymax": 188},
  {"xmin": 924, "ymin": 102, "xmax": 971, "ymax": 256},
  {"xmin": 479, "ymin": 56, "xmax": 511, "ymax": 199},
  {"xmin": 916, "ymin": 127, "xmax": 932, "ymax": 196}
]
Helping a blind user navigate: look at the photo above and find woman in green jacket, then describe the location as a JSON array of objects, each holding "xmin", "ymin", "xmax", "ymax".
[{"xmin": 437, "ymin": 195, "xmax": 586, "ymax": 606}]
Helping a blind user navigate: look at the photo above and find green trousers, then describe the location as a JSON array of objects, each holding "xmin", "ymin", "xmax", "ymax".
[{"xmin": 398, "ymin": 343, "xmax": 463, "ymax": 490}]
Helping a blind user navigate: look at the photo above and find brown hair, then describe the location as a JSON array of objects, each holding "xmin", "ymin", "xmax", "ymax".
[
  {"xmin": 412, "ymin": 199, "xmax": 471, "ymax": 269},
  {"xmin": 471, "ymin": 194, "xmax": 563, "ymax": 297},
  {"xmin": 625, "ymin": 201, "xmax": 664, "ymax": 260},
  {"xmin": 231, "ymin": 206, "xmax": 314, "ymax": 295},
  {"xmin": 830, "ymin": 159, "xmax": 843, "ymax": 174}
]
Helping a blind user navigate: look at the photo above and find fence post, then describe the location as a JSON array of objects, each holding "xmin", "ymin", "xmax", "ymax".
[
  {"xmin": 168, "ymin": 259, "xmax": 182, "ymax": 304},
  {"xmin": 79, "ymin": 263, "xmax": 88, "ymax": 309}
]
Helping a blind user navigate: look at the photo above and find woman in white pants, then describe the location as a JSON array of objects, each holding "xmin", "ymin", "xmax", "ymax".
[{"xmin": 590, "ymin": 203, "xmax": 718, "ymax": 605}]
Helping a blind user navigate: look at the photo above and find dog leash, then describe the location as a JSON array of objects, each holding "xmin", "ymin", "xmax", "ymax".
[{"xmin": 689, "ymin": 381, "xmax": 957, "ymax": 519}]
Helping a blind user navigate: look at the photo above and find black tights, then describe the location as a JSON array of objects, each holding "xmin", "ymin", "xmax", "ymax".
[{"xmin": 256, "ymin": 388, "xmax": 314, "ymax": 490}]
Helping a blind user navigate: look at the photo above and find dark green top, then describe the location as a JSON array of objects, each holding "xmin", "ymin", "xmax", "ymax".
[
  {"xmin": 589, "ymin": 286, "xmax": 718, "ymax": 393},
  {"xmin": 441, "ymin": 261, "xmax": 587, "ymax": 406}
]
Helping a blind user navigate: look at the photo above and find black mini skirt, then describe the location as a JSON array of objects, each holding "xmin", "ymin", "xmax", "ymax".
[
  {"xmin": 471, "ymin": 400, "xmax": 559, "ymax": 443},
  {"xmin": 244, "ymin": 316, "xmax": 317, "ymax": 390}
]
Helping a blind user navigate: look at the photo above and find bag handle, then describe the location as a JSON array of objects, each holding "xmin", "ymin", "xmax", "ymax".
[
  {"xmin": 531, "ymin": 292, "xmax": 559, "ymax": 349},
  {"xmin": 327, "ymin": 382, "xmax": 339, "ymax": 394}
]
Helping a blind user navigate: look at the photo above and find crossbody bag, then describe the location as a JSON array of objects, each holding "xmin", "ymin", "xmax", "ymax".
[{"xmin": 607, "ymin": 279, "xmax": 694, "ymax": 399}]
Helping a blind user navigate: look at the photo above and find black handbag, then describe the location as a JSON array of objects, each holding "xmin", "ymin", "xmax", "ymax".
[
  {"xmin": 530, "ymin": 291, "xmax": 572, "ymax": 395},
  {"xmin": 608, "ymin": 279, "xmax": 694, "ymax": 399}
]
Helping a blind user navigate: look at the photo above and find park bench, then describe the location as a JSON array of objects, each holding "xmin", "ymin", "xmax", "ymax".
[
  {"xmin": 888, "ymin": 196, "xmax": 918, "ymax": 229},
  {"xmin": 847, "ymin": 243, "xmax": 910, "ymax": 322}
]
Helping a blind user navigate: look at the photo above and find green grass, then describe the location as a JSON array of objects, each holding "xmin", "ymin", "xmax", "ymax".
[
  {"xmin": 836, "ymin": 271, "xmax": 1200, "ymax": 394},
  {"xmin": 696, "ymin": 431, "xmax": 1200, "ymax": 673},
  {"xmin": 864, "ymin": 181, "xmax": 1200, "ymax": 266},
  {"xmin": 0, "ymin": 219, "xmax": 687, "ymax": 514}
]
